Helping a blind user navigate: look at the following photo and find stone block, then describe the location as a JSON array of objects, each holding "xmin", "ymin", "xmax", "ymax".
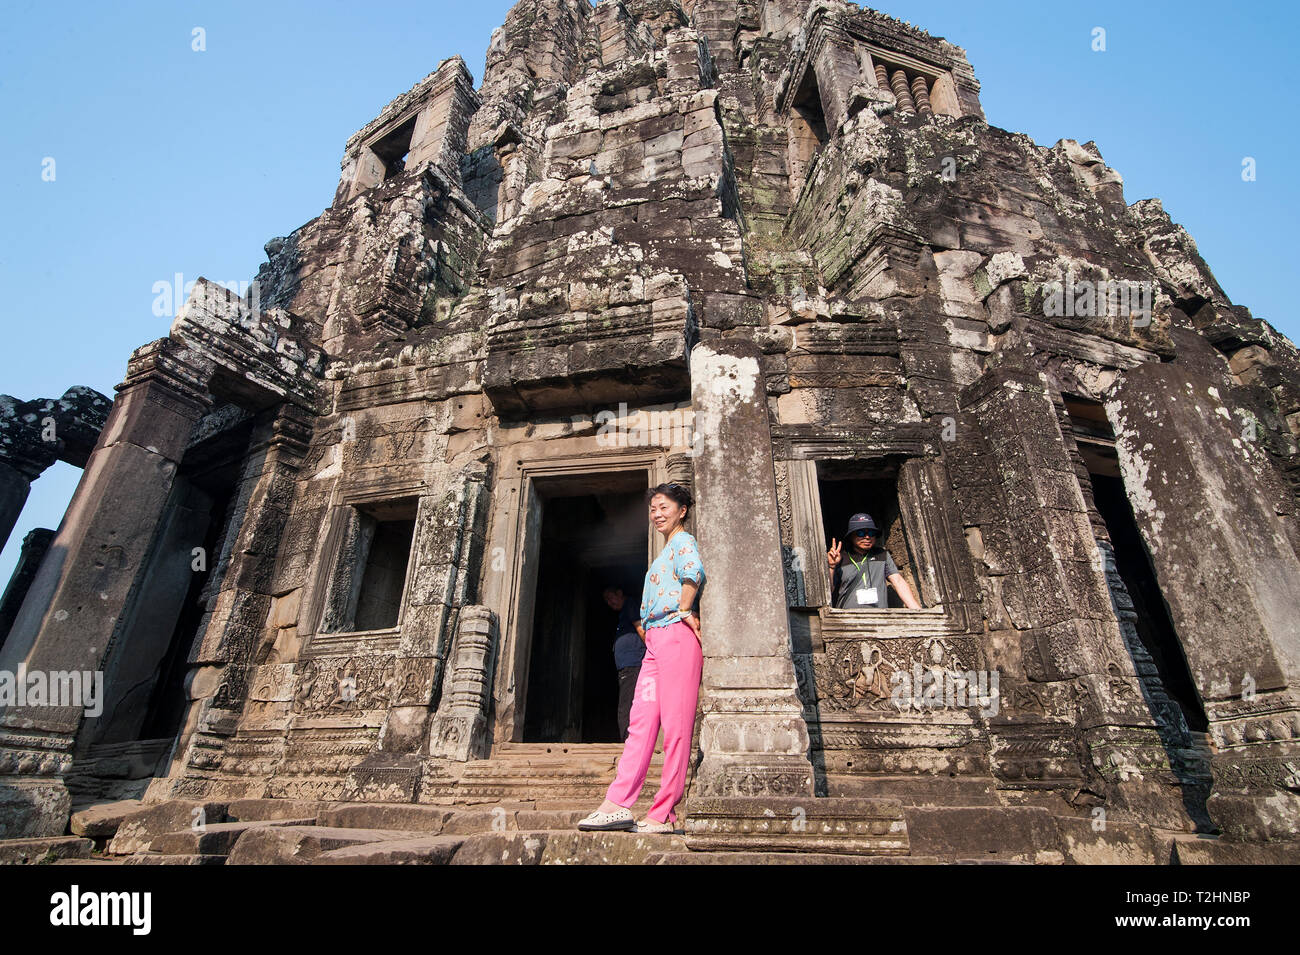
[
  {"xmin": 107, "ymin": 800, "xmax": 230, "ymax": 855},
  {"xmin": 69, "ymin": 799, "xmax": 146, "ymax": 839},
  {"xmin": 684, "ymin": 796, "xmax": 908, "ymax": 855},
  {"xmin": 312, "ymin": 835, "xmax": 466, "ymax": 864},
  {"xmin": 225, "ymin": 826, "xmax": 429, "ymax": 865}
]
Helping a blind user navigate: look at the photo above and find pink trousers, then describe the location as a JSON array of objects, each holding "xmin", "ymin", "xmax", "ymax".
[{"xmin": 605, "ymin": 619, "xmax": 703, "ymax": 824}]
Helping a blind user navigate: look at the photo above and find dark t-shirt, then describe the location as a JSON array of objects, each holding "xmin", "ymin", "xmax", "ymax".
[
  {"xmin": 831, "ymin": 547, "xmax": 899, "ymax": 609},
  {"xmin": 612, "ymin": 602, "xmax": 644, "ymax": 669}
]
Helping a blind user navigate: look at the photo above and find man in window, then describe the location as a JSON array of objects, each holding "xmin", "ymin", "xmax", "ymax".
[{"xmin": 826, "ymin": 513, "xmax": 922, "ymax": 610}]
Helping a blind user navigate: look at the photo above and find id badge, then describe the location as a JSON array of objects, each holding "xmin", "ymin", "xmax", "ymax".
[{"xmin": 856, "ymin": 586, "xmax": 878, "ymax": 605}]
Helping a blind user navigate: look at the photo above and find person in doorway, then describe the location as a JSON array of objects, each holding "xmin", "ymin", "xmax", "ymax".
[
  {"xmin": 602, "ymin": 584, "xmax": 645, "ymax": 741},
  {"xmin": 579, "ymin": 482, "xmax": 704, "ymax": 835},
  {"xmin": 826, "ymin": 512, "xmax": 922, "ymax": 610}
]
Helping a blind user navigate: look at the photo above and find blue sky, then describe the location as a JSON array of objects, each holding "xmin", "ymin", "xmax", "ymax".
[{"xmin": 2, "ymin": 0, "xmax": 1296, "ymax": 586}]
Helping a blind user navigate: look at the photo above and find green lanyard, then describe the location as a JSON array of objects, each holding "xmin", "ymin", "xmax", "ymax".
[{"xmin": 848, "ymin": 553, "xmax": 869, "ymax": 580}]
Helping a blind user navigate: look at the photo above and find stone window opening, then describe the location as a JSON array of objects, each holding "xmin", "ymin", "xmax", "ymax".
[
  {"xmin": 814, "ymin": 459, "xmax": 925, "ymax": 610},
  {"xmin": 788, "ymin": 66, "xmax": 829, "ymax": 202},
  {"xmin": 862, "ymin": 47, "xmax": 962, "ymax": 120},
  {"xmin": 370, "ymin": 115, "xmax": 418, "ymax": 183},
  {"xmin": 872, "ymin": 58, "xmax": 933, "ymax": 118},
  {"xmin": 320, "ymin": 497, "xmax": 418, "ymax": 635},
  {"xmin": 791, "ymin": 68, "xmax": 830, "ymax": 151}
]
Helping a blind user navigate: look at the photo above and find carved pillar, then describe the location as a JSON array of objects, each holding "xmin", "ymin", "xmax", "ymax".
[
  {"xmin": 687, "ymin": 339, "xmax": 815, "ymax": 798},
  {"xmin": 890, "ymin": 70, "xmax": 916, "ymax": 114},
  {"xmin": 429, "ymin": 606, "xmax": 498, "ymax": 761},
  {"xmin": 910, "ymin": 76, "xmax": 933, "ymax": 118},
  {"xmin": 1107, "ymin": 362, "xmax": 1300, "ymax": 840},
  {"xmin": 0, "ymin": 339, "xmax": 209, "ymax": 837}
]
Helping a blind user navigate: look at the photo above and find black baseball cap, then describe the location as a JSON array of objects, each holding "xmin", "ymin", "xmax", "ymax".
[{"xmin": 846, "ymin": 513, "xmax": 878, "ymax": 536}]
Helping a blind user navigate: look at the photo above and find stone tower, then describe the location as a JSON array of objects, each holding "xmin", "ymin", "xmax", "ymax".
[{"xmin": 2, "ymin": 0, "xmax": 1297, "ymax": 863}]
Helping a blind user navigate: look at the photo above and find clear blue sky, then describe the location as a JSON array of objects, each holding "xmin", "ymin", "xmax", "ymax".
[{"xmin": 2, "ymin": 0, "xmax": 1296, "ymax": 587}]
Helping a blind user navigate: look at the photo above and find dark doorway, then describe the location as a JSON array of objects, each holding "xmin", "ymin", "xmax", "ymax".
[
  {"xmin": 1065, "ymin": 394, "xmax": 1212, "ymax": 830},
  {"xmin": 1090, "ymin": 473, "xmax": 1207, "ymax": 732},
  {"xmin": 1064, "ymin": 397, "xmax": 1207, "ymax": 732},
  {"xmin": 137, "ymin": 478, "xmax": 235, "ymax": 741},
  {"xmin": 70, "ymin": 414, "xmax": 253, "ymax": 802},
  {"xmin": 522, "ymin": 472, "xmax": 648, "ymax": 743},
  {"xmin": 132, "ymin": 418, "xmax": 252, "ymax": 745}
]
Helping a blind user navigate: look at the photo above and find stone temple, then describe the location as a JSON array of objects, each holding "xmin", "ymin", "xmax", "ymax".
[{"xmin": 1, "ymin": 0, "xmax": 1298, "ymax": 865}]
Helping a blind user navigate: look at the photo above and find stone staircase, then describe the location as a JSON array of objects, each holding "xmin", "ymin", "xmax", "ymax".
[{"xmin": 6, "ymin": 743, "xmax": 1299, "ymax": 864}]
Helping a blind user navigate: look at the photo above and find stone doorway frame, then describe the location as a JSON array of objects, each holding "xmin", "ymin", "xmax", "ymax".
[{"xmin": 483, "ymin": 444, "xmax": 669, "ymax": 744}]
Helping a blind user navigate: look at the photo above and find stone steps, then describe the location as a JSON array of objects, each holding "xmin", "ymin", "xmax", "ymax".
[
  {"xmin": 1169, "ymin": 834, "xmax": 1300, "ymax": 865},
  {"xmin": 645, "ymin": 851, "xmax": 948, "ymax": 864},
  {"xmin": 149, "ymin": 818, "xmax": 318, "ymax": 856},
  {"xmin": 51, "ymin": 857, "xmax": 123, "ymax": 865}
]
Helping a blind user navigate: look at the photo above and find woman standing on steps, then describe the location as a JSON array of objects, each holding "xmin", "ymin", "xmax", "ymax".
[{"xmin": 578, "ymin": 482, "xmax": 704, "ymax": 835}]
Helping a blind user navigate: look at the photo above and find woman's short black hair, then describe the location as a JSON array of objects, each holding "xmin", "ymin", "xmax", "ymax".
[{"xmin": 647, "ymin": 481, "xmax": 694, "ymax": 513}]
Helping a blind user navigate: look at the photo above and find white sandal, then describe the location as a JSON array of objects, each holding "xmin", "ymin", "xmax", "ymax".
[
  {"xmin": 577, "ymin": 807, "xmax": 636, "ymax": 831},
  {"xmin": 635, "ymin": 817, "xmax": 678, "ymax": 834}
]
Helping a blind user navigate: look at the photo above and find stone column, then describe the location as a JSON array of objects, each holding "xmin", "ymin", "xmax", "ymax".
[
  {"xmin": 687, "ymin": 339, "xmax": 814, "ymax": 798},
  {"xmin": 0, "ymin": 460, "xmax": 36, "ymax": 559},
  {"xmin": 811, "ymin": 27, "xmax": 862, "ymax": 134},
  {"xmin": 1107, "ymin": 361, "xmax": 1300, "ymax": 840},
  {"xmin": 0, "ymin": 529, "xmax": 55, "ymax": 652},
  {"xmin": 0, "ymin": 339, "xmax": 209, "ymax": 837}
]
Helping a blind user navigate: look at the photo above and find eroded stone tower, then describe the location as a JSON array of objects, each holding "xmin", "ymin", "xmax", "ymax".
[{"xmin": 2, "ymin": 0, "xmax": 1298, "ymax": 863}]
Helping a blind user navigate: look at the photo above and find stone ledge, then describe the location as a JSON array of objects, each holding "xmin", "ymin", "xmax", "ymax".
[
  {"xmin": 0, "ymin": 835, "xmax": 92, "ymax": 865},
  {"xmin": 683, "ymin": 796, "xmax": 909, "ymax": 854}
]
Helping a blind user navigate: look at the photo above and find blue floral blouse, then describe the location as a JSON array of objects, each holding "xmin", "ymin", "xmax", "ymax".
[{"xmin": 640, "ymin": 530, "xmax": 705, "ymax": 630}]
